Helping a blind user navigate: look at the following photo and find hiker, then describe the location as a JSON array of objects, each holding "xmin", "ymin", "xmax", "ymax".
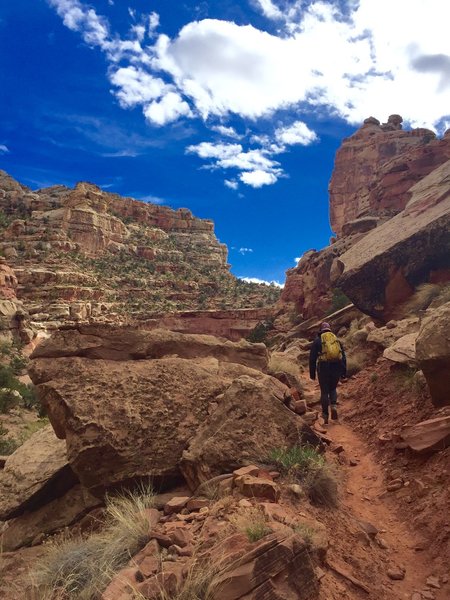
[{"xmin": 309, "ymin": 322, "xmax": 347, "ymax": 424}]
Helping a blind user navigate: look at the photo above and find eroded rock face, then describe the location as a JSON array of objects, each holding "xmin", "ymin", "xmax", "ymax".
[
  {"xmin": 29, "ymin": 328, "xmax": 287, "ymax": 495},
  {"xmin": 416, "ymin": 302, "xmax": 450, "ymax": 406},
  {"xmin": 337, "ymin": 159, "xmax": 450, "ymax": 321},
  {"xmin": 329, "ymin": 117, "xmax": 450, "ymax": 237},
  {"xmin": 0, "ymin": 484, "xmax": 101, "ymax": 551},
  {"xmin": 0, "ymin": 425, "xmax": 72, "ymax": 520},
  {"xmin": 181, "ymin": 375, "xmax": 316, "ymax": 490}
]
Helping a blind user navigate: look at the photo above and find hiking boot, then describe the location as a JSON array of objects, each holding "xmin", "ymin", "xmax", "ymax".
[
  {"xmin": 323, "ymin": 415, "xmax": 329, "ymax": 425},
  {"xmin": 331, "ymin": 406, "xmax": 338, "ymax": 421}
]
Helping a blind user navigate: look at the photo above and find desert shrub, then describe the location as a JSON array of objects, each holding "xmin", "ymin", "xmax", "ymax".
[
  {"xmin": 396, "ymin": 283, "xmax": 450, "ymax": 318},
  {"xmin": 229, "ymin": 506, "xmax": 272, "ymax": 542},
  {"xmin": 268, "ymin": 354, "xmax": 303, "ymax": 386},
  {"xmin": 0, "ymin": 423, "xmax": 19, "ymax": 454},
  {"xmin": 328, "ymin": 288, "xmax": 352, "ymax": 314},
  {"xmin": 0, "ymin": 389, "xmax": 20, "ymax": 413},
  {"xmin": 345, "ymin": 350, "xmax": 368, "ymax": 377},
  {"xmin": 10, "ymin": 353, "xmax": 28, "ymax": 374},
  {"xmin": 269, "ymin": 445, "xmax": 338, "ymax": 507},
  {"xmin": 292, "ymin": 523, "xmax": 316, "ymax": 544},
  {"xmin": 30, "ymin": 484, "xmax": 155, "ymax": 600},
  {"xmin": 247, "ymin": 319, "xmax": 274, "ymax": 344}
]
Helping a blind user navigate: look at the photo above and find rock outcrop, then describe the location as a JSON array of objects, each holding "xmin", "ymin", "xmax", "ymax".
[
  {"xmin": 0, "ymin": 171, "xmax": 280, "ymax": 333},
  {"xmin": 29, "ymin": 328, "xmax": 301, "ymax": 495},
  {"xmin": 180, "ymin": 376, "xmax": 304, "ymax": 490},
  {"xmin": 278, "ymin": 119, "xmax": 450, "ymax": 325},
  {"xmin": 416, "ymin": 302, "xmax": 450, "ymax": 406},
  {"xmin": 329, "ymin": 116, "xmax": 450, "ymax": 237},
  {"xmin": 337, "ymin": 159, "xmax": 450, "ymax": 321},
  {"xmin": 0, "ymin": 425, "xmax": 72, "ymax": 520}
]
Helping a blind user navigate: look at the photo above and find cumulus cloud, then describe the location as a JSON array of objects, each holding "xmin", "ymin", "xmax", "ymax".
[
  {"xmin": 239, "ymin": 276, "xmax": 284, "ymax": 288},
  {"xmin": 224, "ymin": 179, "xmax": 239, "ymax": 190},
  {"xmin": 0, "ymin": 144, "xmax": 9, "ymax": 154},
  {"xmin": 187, "ymin": 142, "xmax": 283, "ymax": 186},
  {"xmin": 212, "ymin": 125, "xmax": 242, "ymax": 139},
  {"xmin": 275, "ymin": 121, "xmax": 318, "ymax": 146},
  {"xmin": 238, "ymin": 247, "xmax": 253, "ymax": 254},
  {"xmin": 49, "ymin": 0, "xmax": 450, "ymax": 183}
]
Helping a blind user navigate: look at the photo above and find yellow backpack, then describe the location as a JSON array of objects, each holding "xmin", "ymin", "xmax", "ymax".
[{"xmin": 319, "ymin": 332, "xmax": 342, "ymax": 362}]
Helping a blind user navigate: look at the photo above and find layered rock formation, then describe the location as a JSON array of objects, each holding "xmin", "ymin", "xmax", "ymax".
[
  {"xmin": 337, "ymin": 158, "xmax": 450, "ymax": 320},
  {"xmin": 29, "ymin": 327, "xmax": 305, "ymax": 495},
  {"xmin": 0, "ymin": 171, "xmax": 280, "ymax": 337},
  {"xmin": 329, "ymin": 115, "xmax": 450, "ymax": 237},
  {"xmin": 278, "ymin": 117, "xmax": 450, "ymax": 325}
]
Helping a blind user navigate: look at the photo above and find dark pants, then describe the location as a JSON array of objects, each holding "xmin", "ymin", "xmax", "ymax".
[{"xmin": 317, "ymin": 362, "xmax": 341, "ymax": 418}]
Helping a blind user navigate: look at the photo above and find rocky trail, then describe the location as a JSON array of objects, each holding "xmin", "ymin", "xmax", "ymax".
[{"xmin": 302, "ymin": 378, "xmax": 448, "ymax": 600}]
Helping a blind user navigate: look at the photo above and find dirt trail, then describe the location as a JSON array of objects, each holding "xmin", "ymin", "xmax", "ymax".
[{"xmin": 302, "ymin": 379, "xmax": 447, "ymax": 600}]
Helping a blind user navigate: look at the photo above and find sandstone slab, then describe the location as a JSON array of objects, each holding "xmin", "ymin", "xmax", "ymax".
[
  {"xmin": 383, "ymin": 333, "xmax": 417, "ymax": 366},
  {"xmin": 416, "ymin": 302, "xmax": 450, "ymax": 406},
  {"xmin": 0, "ymin": 425, "xmax": 71, "ymax": 520},
  {"xmin": 180, "ymin": 376, "xmax": 318, "ymax": 490},
  {"xmin": 400, "ymin": 416, "xmax": 450, "ymax": 454},
  {"xmin": 338, "ymin": 160, "xmax": 450, "ymax": 321},
  {"xmin": 0, "ymin": 484, "xmax": 101, "ymax": 551}
]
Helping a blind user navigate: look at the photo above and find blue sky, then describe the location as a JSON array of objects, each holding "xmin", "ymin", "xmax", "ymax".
[{"xmin": 0, "ymin": 1, "xmax": 449, "ymax": 285}]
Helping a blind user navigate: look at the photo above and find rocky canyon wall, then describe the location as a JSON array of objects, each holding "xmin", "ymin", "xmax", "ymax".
[{"xmin": 277, "ymin": 116, "xmax": 450, "ymax": 326}]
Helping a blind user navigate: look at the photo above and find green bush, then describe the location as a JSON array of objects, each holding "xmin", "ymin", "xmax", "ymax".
[
  {"xmin": 328, "ymin": 288, "xmax": 351, "ymax": 314},
  {"xmin": 269, "ymin": 445, "xmax": 338, "ymax": 508},
  {"xmin": 0, "ymin": 423, "xmax": 19, "ymax": 454}
]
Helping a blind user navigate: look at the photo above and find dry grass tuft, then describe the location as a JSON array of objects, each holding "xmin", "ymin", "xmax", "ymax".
[
  {"xmin": 29, "ymin": 484, "xmax": 155, "ymax": 600},
  {"xmin": 229, "ymin": 506, "xmax": 272, "ymax": 543},
  {"xmin": 268, "ymin": 354, "xmax": 303, "ymax": 383},
  {"xmin": 396, "ymin": 283, "xmax": 450, "ymax": 318},
  {"xmin": 269, "ymin": 445, "xmax": 338, "ymax": 508},
  {"xmin": 345, "ymin": 350, "xmax": 369, "ymax": 377}
]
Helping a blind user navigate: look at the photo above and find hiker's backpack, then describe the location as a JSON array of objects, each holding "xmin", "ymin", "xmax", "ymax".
[{"xmin": 319, "ymin": 332, "xmax": 342, "ymax": 362}]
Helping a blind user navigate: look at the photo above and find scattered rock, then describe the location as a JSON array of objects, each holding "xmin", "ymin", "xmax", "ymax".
[
  {"xmin": 164, "ymin": 497, "xmax": 191, "ymax": 516},
  {"xmin": 235, "ymin": 476, "xmax": 280, "ymax": 503},
  {"xmin": 387, "ymin": 566, "xmax": 406, "ymax": 580},
  {"xmin": 400, "ymin": 416, "xmax": 450, "ymax": 455},
  {"xmin": 387, "ymin": 479, "xmax": 403, "ymax": 492}
]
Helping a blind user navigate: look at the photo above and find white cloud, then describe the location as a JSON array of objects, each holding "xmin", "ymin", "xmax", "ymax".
[
  {"xmin": 253, "ymin": 0, "xmax": 283, "ymax": 21},
  {"xmin": 239, "ymin": 170, "xmax": 278, "ymax": 187},
  {"xmin": 275, "ymin": 121, "xmax": 318, "ymax": 146},
  {"xmin": 294, "ymin": 255, "xmax": 302, "ymax": 264},
  {"xmin": 187, "ymin": 142, "xmax": 283, "ymax": 186},
  {"xmin": 224, "ymin": 179, "xmax": 239, "ymax": 190},
  {"xmin": 143, "ymin": 92, "xmax": 192, "ymax": 126},
  {"xmin": 239, "ymin": 276, "xmax": 284, "ymax": 288},
  {"xmin": 0, "ymin": 144, "xmax": 9, "ymax": 154},
  {"xmin": 49, "ymin": 0, "xmax": 450, "ymax": 185},
  {"xmin": 212, "ymin": 125, "xmax": 242, "ymax": 139},
  {"xmin": 238, "ymin": 247, "xmax": 253, "ymax": 254}
]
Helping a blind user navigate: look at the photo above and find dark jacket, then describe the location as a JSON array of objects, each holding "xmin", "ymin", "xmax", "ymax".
[{"xmin": 309, "ymin": 333, "xmax": 347, "ymax": 380}]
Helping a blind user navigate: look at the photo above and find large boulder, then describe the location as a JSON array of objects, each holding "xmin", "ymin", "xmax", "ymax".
[
  {"xmin": 0, "ymin": 485, "xmax": 101, "ymax": 551},
  {"xmin": 400, "ymin": 416, "xmax": 450, "ymax": 454},
  {"xmin": 31, "ymin": 326, "xmax": 269, "ymax": 372},
  {"xmin": 29, "ymin": 329, "xmax": 277, "ymax": 495},
  {"xmin": 337, "ymin": 160, "xmax": 450, "ymax": 321},
  {"xmin": 416, "ymin": 302, "xmax": 450, "ymax": 406},
  {"xmin": 180, "ymin": 376, "xmax": 318, "ymax": 490},
  {"xmin": 0, "ymin": 425, "xmax": 73, "ymax": 520},
  {"xmin": 383, "ymin": 333, "xmax": 417, "ymax": 367}
]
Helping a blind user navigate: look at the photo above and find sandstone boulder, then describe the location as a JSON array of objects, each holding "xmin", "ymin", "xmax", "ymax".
[
  {"xmin": 1, "ymin": 484, "xmax": 101, "ymax": 551},
  {"xmin": 416, "ymin": 302, "xmax": 450, "ymax": 406},
  {"xmin": 31, "ymin": 326, "xmax": 268, "ymax": 372},
  {"xmin": 400, "ymin": 416, "xmax": 450, "ymax": 454},
  {"xmin": 180, "ymin": 376, "xmax": 318, "ymax": 490},
  {"xmin": 367, "ymin": 317, "xmax": 420, "ymax": 348},
  {"xmin": 383, "ymin": 333, "xmax": 417, "ymax": 366},
  {"xmin": 29, "ymin": 329, "xmax": 277, "ymax": 495},
  {"xmin": 213, "ymin": 533, "xmax": 319, "ymax": 600},
  {"xmin": 0, "ymin": 425, "xmax": 72, "ymax": 520},
  {"xmin": 338, "ymin": 160, "xmax": 450, "ymax": 321}
]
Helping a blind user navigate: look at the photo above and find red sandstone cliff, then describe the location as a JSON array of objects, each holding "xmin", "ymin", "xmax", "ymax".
[{"xmin": 278, "ymin": 117, "xmax": 450, "ymax": 324}]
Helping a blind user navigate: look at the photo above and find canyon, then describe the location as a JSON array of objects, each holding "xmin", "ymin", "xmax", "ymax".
[{"xmin": 0, "ymin": 115, "xmax": 449, "ymax": 600}]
